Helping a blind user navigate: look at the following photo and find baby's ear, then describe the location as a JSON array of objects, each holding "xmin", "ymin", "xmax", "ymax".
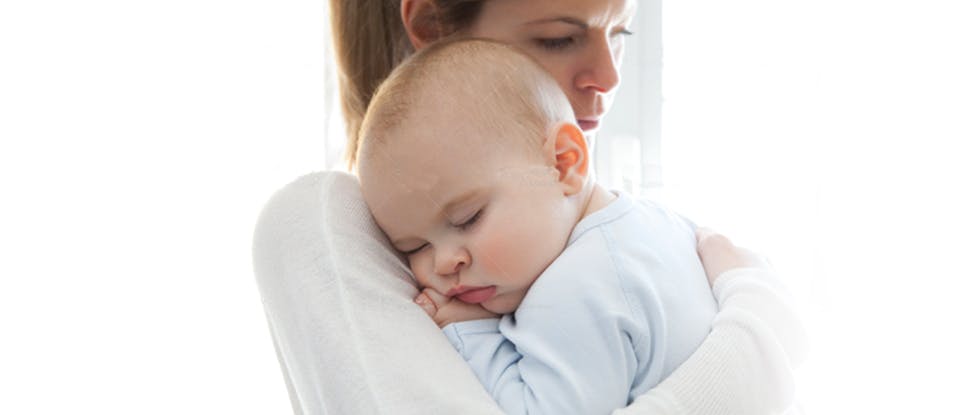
[{"xmin": 544, "ymin": 122, "xmax": 589, "ymax": 196}]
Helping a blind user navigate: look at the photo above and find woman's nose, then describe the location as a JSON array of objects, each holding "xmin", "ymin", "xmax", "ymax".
[
  {"xmin": 575, "ymin": 34, "xmax": 621, "ymax": 94},
  {"xmin": 433, "ymin": 245, "xmax": 470, "ymax": 277}
]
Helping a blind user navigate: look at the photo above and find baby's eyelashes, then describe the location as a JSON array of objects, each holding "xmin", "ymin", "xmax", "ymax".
[
  {"xmin": 454, "ymin": 208, "xmax": 484, "ymax": 232},
  {"xmin": 401, "ymin": 243, "xmax": 428, "ymax": 255}
]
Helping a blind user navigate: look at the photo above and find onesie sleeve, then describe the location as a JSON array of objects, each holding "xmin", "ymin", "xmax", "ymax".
[
  {"xmin": 612, "ymin": 267, "xmax": 809, "ymax": 415},
  {"xmin": 442, "ymin": 250, "xmax": 645, "ymax": 415}
]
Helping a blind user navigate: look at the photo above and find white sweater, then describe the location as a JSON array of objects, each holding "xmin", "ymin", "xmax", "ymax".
[{"xmin": 252, "ymin": 171, "xmax": 808, "ymax": 415}]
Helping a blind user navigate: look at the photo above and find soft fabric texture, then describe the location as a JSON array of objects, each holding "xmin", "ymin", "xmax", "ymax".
[
  {"xmin": 252, "ymin": 171, "xmax": 502, "ymax": 415},
  {"xmin": 252, "ymin": 171, "xmax": 807, "ymax": 415},
  {"xmin": 441, "ymin": 192, "xmax": 717, "ymax": 414}
]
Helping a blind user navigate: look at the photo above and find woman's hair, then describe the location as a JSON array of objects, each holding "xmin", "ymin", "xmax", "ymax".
[{"xmin": 329, "ymin": 0, "xmax": 486, "ymax": 169}]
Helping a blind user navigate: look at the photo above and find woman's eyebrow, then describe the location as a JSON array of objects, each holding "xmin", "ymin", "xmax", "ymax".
[{"xmin": 523, "ymin": 16, "xmax": 588, "ymax": 29}]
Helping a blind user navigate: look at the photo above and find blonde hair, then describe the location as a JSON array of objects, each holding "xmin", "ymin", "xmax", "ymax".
[
  {"xmin": 329, "ymin": 0, "xmax": 487, "ymax": 169},
  {"xmin": 356, "ymin": 39, "xmax": 574, "ymax": 169}
]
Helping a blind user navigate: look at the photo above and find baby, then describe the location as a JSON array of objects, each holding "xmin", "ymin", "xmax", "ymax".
[{"xmin": 357, "ymin": 39, "xmax": 717, "ymax": 415}]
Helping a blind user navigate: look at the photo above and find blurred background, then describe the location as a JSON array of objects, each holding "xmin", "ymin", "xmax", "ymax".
[{"xmin": 2, "ymin": 0, "xmax": 967, "ymax": 413}]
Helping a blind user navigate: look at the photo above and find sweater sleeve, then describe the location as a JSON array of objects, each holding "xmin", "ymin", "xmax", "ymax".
[
  {"xmin": 443, "ymin": 270, "xmax": 644, "ymax": 415},
  {"xmin": 253, "ymin": 172, "xmax": 504, "ymax": 415},
  {"xmin": 612, "ymin": 267, "xmax": 808, "ymax": 415}
]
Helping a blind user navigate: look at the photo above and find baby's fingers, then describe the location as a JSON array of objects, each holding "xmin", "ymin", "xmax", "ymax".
[
  {"xmin": 414, "ymin": 291, "xmax": 437, "ymax": 317},
  {"xmin": 415, "ymin": 288, "xmax": 451, "ymax": 317}
]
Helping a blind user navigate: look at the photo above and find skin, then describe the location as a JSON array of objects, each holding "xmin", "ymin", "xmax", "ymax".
[
  {"xmin": 359, "ymin": 80, "xmax": 615, "ymax": 321},
  {"xmin": 397, "ymin": 0, "xmax": 766, "ymax": 325},
  {"xmin": 403, "ymin": 0, "xmax": 636, "ymax": 135}
]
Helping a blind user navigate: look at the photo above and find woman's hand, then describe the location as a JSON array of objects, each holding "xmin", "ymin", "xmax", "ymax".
[
  {"xmin": 414, "ymin": 288, "xmax": 500, "ymax": 328},
  {"xmin": 696, "ymin": 227, "xmax": 771, "ymax": 286}
]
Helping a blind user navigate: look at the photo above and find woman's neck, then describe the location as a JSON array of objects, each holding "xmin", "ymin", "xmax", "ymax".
[{"xmin": 577, "ymin": 183, "xmax": 616, "ymax": 222}]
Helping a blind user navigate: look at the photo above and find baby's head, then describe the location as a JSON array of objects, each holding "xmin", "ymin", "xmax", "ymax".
[{"xmin": 357, "ymin": 39, "xmax": 594, "ymax": 314}]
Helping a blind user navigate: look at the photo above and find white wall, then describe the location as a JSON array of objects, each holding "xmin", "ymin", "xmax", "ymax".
[
  {"xmin": 662, "ymin": 0, "xmax": 970, "ymax": 413},
  {"xmin": 1, "ymin": 0, "xmax": 327, "ymax": 412}
]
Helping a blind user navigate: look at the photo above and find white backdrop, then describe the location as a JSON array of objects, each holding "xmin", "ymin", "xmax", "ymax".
[
  {"xmin": 1, "ymin": 0, "xmax": 328, "ymax": 412},
  {"xmin": 2, "ymin": 0, "xmax": 968, "ymax": 413},
  {"xmin": 662, "ymin": 1, "xmax": 970, "ymax": 413}
]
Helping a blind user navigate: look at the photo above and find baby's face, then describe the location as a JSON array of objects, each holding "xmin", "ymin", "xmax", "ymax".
[{"xmin": 359, "ymin": 117, "xmax": 576, "ymax": 314}]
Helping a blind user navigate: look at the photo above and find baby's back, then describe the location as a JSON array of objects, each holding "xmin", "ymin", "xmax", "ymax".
[
  {"xmin": 528, "ymin": 191, "xmax": 717, "ymax": 401},
  {"xmin": 607, "ymin": 196, "xmax": 716, "ymax": 390}
]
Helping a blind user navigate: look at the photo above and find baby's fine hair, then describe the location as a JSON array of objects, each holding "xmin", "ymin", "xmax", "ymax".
[{"xmin": 356, "ymin": 38, "xmax": 575, "ymax": 168}]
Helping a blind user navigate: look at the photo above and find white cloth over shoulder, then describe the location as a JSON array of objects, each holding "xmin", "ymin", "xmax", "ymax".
[
  {"xmin": 252, "ymin": 171, "xmax": 502, "ymax": 415},
  {"xmin": 252, "ymin": 171, "xmax": 808, "ymax": 415}
]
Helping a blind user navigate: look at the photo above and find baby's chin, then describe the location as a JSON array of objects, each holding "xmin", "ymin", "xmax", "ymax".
[{"xmin": 483, "ymin": 292, "xmax": 523, "ymax": 315}]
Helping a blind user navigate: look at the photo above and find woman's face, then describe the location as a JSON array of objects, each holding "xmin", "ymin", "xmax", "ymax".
[{"xmin": 464, "ymin": 0, "xmax": 636, "ymax": 135}]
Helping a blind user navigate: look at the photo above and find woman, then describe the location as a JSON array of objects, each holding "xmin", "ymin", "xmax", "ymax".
[{"xmin": 253, "ymin": 0, "xmax": 807, "ymax": 413}]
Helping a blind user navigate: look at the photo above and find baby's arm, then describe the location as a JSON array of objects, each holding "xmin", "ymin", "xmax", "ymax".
[{"xmin": 420, "ymin": 254, "xmax": 643, "ymax": 415}]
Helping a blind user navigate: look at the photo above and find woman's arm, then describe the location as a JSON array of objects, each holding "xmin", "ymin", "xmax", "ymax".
[
  {"xmin": 612, "ymin": 231, "xmax": 808, "ymax": 415},
  {"xmin": 252, "ymin": 171, "xmax": 503, "ymax": 415}
]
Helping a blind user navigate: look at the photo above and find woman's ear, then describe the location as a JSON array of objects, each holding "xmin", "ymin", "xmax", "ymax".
[
  {"xmin": 544, "ymin": 122, "xmax": 590, "ymax": 196},
  {"xmin": 401, "ymin": 0, "xmax": 444, "ymax": 49}
]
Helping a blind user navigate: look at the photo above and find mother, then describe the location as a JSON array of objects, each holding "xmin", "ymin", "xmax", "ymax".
[{"xmin": 253, "ymin": 0, "xmax": 807, "ymax": 413}]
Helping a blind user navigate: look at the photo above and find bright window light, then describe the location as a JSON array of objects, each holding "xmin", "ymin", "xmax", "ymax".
[{"xmin": 663, "ymin": 1, "xmax": 970, "ymax": 413}]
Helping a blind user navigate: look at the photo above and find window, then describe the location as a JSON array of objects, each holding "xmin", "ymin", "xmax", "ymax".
[{"xmin": 594, "ymin": 0, "xmax": 663, "ymax": 199}]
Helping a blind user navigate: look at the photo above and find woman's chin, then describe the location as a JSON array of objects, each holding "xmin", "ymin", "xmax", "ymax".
[{"xmin": 578, "ymin": 119, "xmax": 600, "ymax": 132}]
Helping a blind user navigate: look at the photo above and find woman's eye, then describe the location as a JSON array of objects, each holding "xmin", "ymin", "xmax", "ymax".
[
  {"xmin": 613, "ymin": 29, "xmax": 634, "ymax": 37},
  {"xmin": 536, "ymin": 36, "xmax": 576, "ymax": 51},
  {"xmin": 402, "ymin": 243, "xmax": 428, "ymax": 256},
  {"xmin": 457, "ymin": 210, "xmax": 482, "ymax": 231}
]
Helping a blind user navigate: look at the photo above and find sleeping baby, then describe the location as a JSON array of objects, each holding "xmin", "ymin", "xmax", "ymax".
[{"xmin": 356, "ymin": 38, "xmax": 716, "ymax": 415}]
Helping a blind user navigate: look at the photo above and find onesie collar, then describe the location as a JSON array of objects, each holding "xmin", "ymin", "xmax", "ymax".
[{"xmin": 566, "ymin": 190, "xmax": 635, "ymax": 246}]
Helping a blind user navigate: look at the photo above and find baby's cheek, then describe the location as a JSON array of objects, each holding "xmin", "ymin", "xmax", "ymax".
[
  {"xmin": 475, "ymin": 235, "xmax": 512, "ymax": 276},
  {"xmin": 408, "ymin": 252, "xmax": 433, "ymax": 288},
  {"xmin": 475, "ymin": 226, "xmax": 534, "ymax": 281}
]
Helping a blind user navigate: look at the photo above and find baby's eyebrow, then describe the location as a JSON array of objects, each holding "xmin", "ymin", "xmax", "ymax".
[
  {"xmin": 388, "ymin": 189, "xmax": 482, "ymax": 248},
  {"xmin": 437, "ymin": 189, "xmax": 482, "ymax": 220},
  {"xmin": 390, "ymin": 237, "xmax": 418, "ymax": 250}
]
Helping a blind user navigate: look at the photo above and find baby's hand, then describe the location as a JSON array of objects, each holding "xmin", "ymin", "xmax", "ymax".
[{"xmin": 414, "ymin": 288, "xmax": 499, "ymax": 328}]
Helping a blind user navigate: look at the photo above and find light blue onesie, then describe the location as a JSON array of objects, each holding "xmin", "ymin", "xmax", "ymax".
[{"xmin": 442, "ymin": 192, "xmax": 717, "ymax": 415}]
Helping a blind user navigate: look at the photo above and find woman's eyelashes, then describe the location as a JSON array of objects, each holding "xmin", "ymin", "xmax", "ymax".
[
  {"xmin": 614, "ymin": 29, "xmax": 634, "ymax": 37},
  {"xmin": 536, "ymin": 36, "xmax": 576, "ymax": 51},
  {"xmin": 535, "ymin": 29, "xmax": 633, "ymax": 51}
]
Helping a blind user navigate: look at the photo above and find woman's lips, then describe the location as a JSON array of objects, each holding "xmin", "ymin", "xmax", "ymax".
[
  {"xmin": 578, "ymin": 119, "xmax": 600, "ymax": 131},
  {"xmin": 450, "ymin": 286, "xmax": 497, "ymax": 304}
]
